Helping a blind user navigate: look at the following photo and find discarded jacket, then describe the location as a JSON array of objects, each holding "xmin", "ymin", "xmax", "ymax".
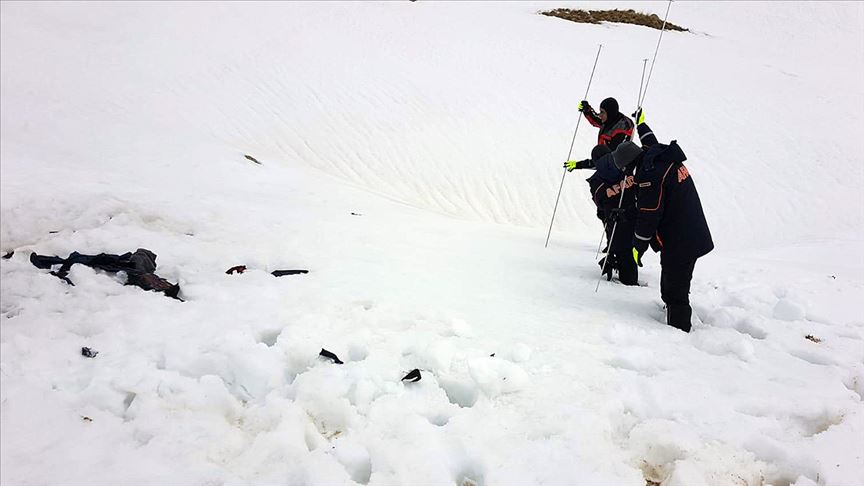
[{"xmin": 30, "ymin": 248, "xmax": 181, "ymax": 300}]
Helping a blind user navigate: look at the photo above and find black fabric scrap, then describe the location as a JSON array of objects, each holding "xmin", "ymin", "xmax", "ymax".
[
  {"xmin": 272, "ymin": 270, "xmax": 309, "ymax": 277},
  {"xmin": 81, "ymin": 347, "xmax": 98, "ymax": 358},
  {"xmin": 401, "ymin": 369, "xmax": 421, "ymax": 382},
  {"xmin": 319, "ymin": 348, "xmax": 343, "ymax": 364}
]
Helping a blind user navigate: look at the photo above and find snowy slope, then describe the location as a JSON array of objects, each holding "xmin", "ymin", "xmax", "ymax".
[{"xmin": 2, "ymin": 2, "xmax": 863, "ymax": 486}]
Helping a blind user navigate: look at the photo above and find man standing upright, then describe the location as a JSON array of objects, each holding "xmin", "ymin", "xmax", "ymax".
[{"xmin": 578, "ymin": 97, "xmax": 634, "ymax": 150}]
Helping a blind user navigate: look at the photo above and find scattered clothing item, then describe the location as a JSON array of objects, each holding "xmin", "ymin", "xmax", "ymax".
[
  {"xmin": 401, "ymin": 369, "xmax": 421, "ymax": 382},
  {"xmin": 81, "ymin": 347, "xmax": 99, "ymax": 358},
  {"xmin": 30, "ymin": 248, "xmax": 182, "ymax": 300},
  {"xmin": 226, "ymin": 266, "xmax": 308, "ymax": 277},
  {"xmin": 598, "ymin": 254, "xmax": 618, "ymax": 281},
  {"xmin": 319, "ymin": 348, "xmax": 343, "ymax": 364},
  {"xmin": 272, "ymin": 270, "xmax": 309, "ymax": 277},
  {"xmin": 2, "ymin": 251, "xmax": 13, "ymax": 260},
  {"xmin": 805, "ymin": 334, "xmax": 822, "ymax": 343},
  {"xmin": 244, "ymin": 154, "xmax": 262, "ymax": 165}
]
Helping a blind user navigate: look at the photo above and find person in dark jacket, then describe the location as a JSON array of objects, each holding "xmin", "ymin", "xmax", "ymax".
[
  {"xmin": 585, "ymin": 145, "xmax": 638, "ymax": 285},
  {"xmin": 566, "ymin": 145, "xmax": 635, "ymax": 283},
  {"xmin": 610, "ymin": 114, "xmax": 714, "ymax": 332},
  {"xmin": 564, "ymin": 110, "xmax": 659, "ymax": 284},
  {"xmin": 578, "ymin": 97, "xmax": 634, "ymax": 150}
]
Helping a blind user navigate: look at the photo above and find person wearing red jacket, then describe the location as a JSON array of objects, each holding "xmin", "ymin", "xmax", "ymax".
[{"xmin": 578, "ymin": 97, "xmax": 634, "ymax": 150}]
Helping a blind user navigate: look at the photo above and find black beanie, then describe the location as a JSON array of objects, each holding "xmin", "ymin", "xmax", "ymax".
[
  {"xmin": 599, "ymin": 98, "xmax": 619, "ymax": 116},
  {"xmin": 612, "ymin": 141, "xmax": 642, "ymax": 170},
  {"xmin": 591, "ymin": 144, "xmax": 612, "ymax": 160}
]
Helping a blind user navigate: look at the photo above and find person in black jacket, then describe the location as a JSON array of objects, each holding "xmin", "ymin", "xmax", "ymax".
[
  {"xmin": 586, "ymin": 145, "xmax": 638, "ymax": 285},
  {"xmin": 564, "ymin": 111, "xmax": 660, "ymax": 285},
  {"xmin": 610, "ymin": 115, "xmax": 714, "ymax": 332},
  {"xmin": 566, "ymin": 144, "xmax": 637, "ymax": 284},
  {"xmin": 578, "ymin": 97, "xmax": 634, "ymax": 150}
]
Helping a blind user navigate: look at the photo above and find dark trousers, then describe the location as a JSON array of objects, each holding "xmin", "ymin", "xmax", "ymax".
[
  {"xmin": 607, "ymin": 219, "xmax": 638, "ymax": 286},
  {"xmin": 660, "ymin": 258, "xmax": 696, "ymax": 332},
  {"xmin": 615, "ymin": 252, "xmax": 638, "ymax": 286}
]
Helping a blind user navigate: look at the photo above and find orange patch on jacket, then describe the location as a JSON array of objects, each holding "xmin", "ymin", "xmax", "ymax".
[{"xmin": 605, "ymin": 176, "xmax": 634, "ymax": 198}]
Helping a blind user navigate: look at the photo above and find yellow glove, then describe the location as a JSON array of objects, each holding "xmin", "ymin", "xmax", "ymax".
[
  {"xmin": 632, "ymin": 108, "xmax": 645, "ymax": 125},
  {"xmin": 578, "ymin": 100, "xmax": 590, "ymax": 112},
  {"xmin": 632, "ymin": 247, "xmax": 643, "ymax": 267},
  {"xmin": 564, "ymin": 159, "xmax": 591, "ymax": 172}
]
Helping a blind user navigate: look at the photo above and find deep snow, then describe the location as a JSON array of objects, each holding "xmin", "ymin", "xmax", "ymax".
[{"xmin": 1, "ymin": 2, "xmax": 863, "ymax": 485}]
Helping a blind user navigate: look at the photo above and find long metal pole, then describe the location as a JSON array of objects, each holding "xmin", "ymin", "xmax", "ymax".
[
  {"xmin": 639, "ymin": 0, "xmax": 673, "ymax": 109},
  {"xmin": 595, "ymin": 174, "xmax": 631, "ymax": 292},
  {"xmin": 596, "ymin": 2, "xmax": 673, "ymax": 291},
  {"xmin": 636, "ymin": 58, "xmax": 649, "ymax": 112},
  {"xmin": 545, "ymin": 44, "xmax": 603, "ymax": 248},
  {"xmin": 595, "ymin": 57, "xmax": 649, "ymax": 261}
]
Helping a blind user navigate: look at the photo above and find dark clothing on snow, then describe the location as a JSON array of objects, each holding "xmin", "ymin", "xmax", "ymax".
[{"xmin": 30, "ymin": 248, "xmax": 181, "ymax": 300}]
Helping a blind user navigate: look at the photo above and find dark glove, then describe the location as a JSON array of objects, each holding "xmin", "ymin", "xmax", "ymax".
[
  {"xmin": 578, "ymin": 100, "xmax": 591, "ymax": 113},
  {"xmin": 631, "ymin": 108, "xmax": 645, "ymax": 125},
  {"xmin": 596, "ymin": 208, "xmax": 605, "ymax": 222},
  {"xmin": 607, "ymin": 208, "xmax": 627, "ymax": 223}
]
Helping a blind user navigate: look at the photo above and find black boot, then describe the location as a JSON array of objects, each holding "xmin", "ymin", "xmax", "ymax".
[{"xmin": 666, "ymin": 304, "xmax": 692, "ymax": 333}]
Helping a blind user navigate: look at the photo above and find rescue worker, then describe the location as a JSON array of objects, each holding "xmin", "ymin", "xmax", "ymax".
[
  {"xmin": 565, "ymin": 145, "xmax": 638, "ymax": 285},
  {"xmin": 610, "ymin": 111, "xmax": 714, "ymax": 332},
  {"xmin": 578, "ymin": 97, "xmax": 634, "ymax": 150}
]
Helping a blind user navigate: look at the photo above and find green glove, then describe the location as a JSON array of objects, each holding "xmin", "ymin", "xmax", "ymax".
[
  {"xmin": 632, "ymin": 247, "xmax": 643, "ymax": 267},
  {"xmin": 564, "ymin": 159, "xmax": 591, "ymax": 172},
  {"xmin": 578, "ymin": 100, "xmax": 590, "ymax": 112}
]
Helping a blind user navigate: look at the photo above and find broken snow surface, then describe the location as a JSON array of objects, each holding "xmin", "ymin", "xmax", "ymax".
[{"xmin": 2, "ymin": 2, "xmax": 863, "ymax": 485}]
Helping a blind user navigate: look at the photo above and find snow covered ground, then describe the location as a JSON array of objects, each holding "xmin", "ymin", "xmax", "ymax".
[{"xmin": 1, "ymin": 2, "xmax": 863, "ymax": 485}]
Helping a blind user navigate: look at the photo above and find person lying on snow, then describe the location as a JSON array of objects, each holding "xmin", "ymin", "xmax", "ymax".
[
  {"xmin": 577, "ymin": 97, "xmax": 634, "ymax": 151},
  {"xmin": 609, "ymin": 110, "xmax": 714, "ymax": 333}
]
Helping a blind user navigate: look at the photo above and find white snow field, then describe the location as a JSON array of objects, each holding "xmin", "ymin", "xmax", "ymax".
[{"xmin": 1, "ymin": 1, "xmax": 863, "ymax": 485}]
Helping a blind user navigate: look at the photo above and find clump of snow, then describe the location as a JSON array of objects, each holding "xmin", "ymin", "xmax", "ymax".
[
  {"xmin": 773, "ymin": 298, "xmax": 807, "ymax": 321},
  {"xmin": 449, "ymin": 318, "xmax": 475, "ymax": 338},
  {"xmin": 467, "ymin": 357, "xmax": 529, "ymax": 398}
]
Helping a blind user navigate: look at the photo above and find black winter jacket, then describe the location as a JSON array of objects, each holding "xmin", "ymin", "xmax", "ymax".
[
  {"xmin": 588, "ymin": 172, "xmax": 637, "ymax": 254},
  {"xmin": 583, "ymin": 111, "xmax": 634, "ymax": 150},
  {"xmin": 632, "ymin": 138, "xmax": 714, "ymax": 264}
]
